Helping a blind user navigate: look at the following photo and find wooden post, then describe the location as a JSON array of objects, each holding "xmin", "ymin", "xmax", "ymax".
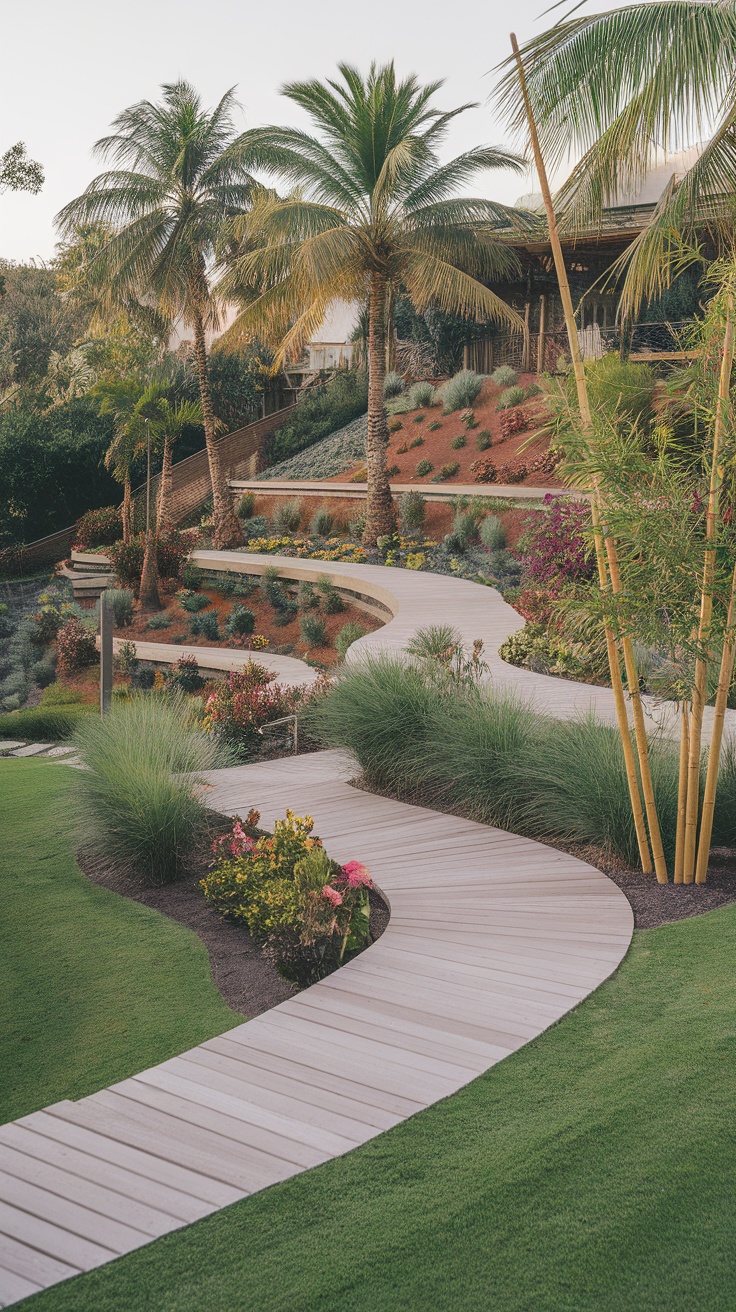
[
  {"xmin": 674, "ymin": 703, "xmax": 690, "ymax": 883},
  {"xmin": 99, "ymin": 594, "xmax": 113, "ymax": 717},
  {"xmin": 538, "ymin": 294, "xmax": 547, "ymax": 373},
  {"xmin": 695, "ymin": 560, "xmax": 736, "ymax": 881},
  {"xmin": 511, "ymin": 30, "xmax": 657, "ymax": 876},
  {"xmin": 522, "ymin": 302, "xmax": 531, "ymax": 372}
]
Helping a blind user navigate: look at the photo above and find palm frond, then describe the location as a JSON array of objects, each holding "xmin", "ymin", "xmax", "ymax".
[{"xmin": 403, "ymin": 250, "xmax": 525, "ymax": 330}]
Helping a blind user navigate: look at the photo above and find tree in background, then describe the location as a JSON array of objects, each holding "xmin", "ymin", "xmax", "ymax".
[
  {"xmin": 498, "ymin": 2, "xmax": 736, "ymax": 318},
  {"xmin": 57, "ymin": 80, "xmax": 256, "ymax": 548},
  {"xmin": 0, "ymin": 143, "xmax": 43, "ymax": 196},
  {"xmin": 220, "ymin": 62, "xmax": 529, "ymax": 544},
  {"xmin": 95, "ymin": 379, "xmax": 144, "ymax": 543},
  {"xmin": 133, "ymin": 383, "xmax": 203, "ymax": 531}
]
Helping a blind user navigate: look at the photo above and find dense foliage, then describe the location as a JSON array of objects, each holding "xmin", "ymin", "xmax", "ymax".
[{"xmin": 264, "ymin": 370, "xmax": 368, "ymax": 467}]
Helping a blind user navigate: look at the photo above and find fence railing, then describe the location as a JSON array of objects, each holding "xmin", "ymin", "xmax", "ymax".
[{"xmin": 488, "ymin": 320, "xmax": 693, "ymax": 373}]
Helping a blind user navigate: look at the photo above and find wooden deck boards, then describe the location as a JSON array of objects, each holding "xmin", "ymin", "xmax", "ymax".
[{"xmin": 0, "ymin": 555, "xmax": 638, "ymax": 1307}]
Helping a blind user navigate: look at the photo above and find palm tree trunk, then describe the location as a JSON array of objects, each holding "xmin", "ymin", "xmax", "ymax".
[
  {"xmin": 192, "ymin": 312, "xmax": 243, "ymax": 550},
  {"xmin": 122, "ymin": 479, "xmax": 132, "ymax": 545},
  {"xmin": 139, "ymin": 532, "xmax": 162, "ymax": 611},
  {"xmin": 157, "ymin": 436, "xmax": 174, "ymax": 533},
  {"xmin": 363, "ymin": 271, "xmax": 397, "ymax": 547}
]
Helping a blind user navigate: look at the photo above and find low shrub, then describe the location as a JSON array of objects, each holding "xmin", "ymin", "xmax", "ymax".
[
  {"xmin": 476, "ymin": 430, "xmax": 492, "ymax": 450},
  {"xmin": 181, "ymin": 562, "xmax": 205, "ymax": 591},
  {"xmin": 237, "ymin": 492, "xmax": 256, "ymax": 519},
  {"xmin": 415, "ymin": 459, "xmax": 434, "ymax": 476},
  {"xmin": 480, "ymin": 513, "xmax": 506, "ymax": 550},
  {"xmin": 201, "ymin": 811, "xmax": 373, "ymax": 985},
  {"xmin": 335, "ymin": 621, "xmax": 366, "ymax": 660},
  {"xmin": 388, "ymin": 417, "xmax": 403, "ymax": 434},
  {"xmin": 427, "ymin": 421, "xmax": 441, "ymax": 432},
  {"xmin": 272, "ymin": 499, "xmax": 302, "ymax": 535},
  {"xmin": 398, "ymin": 490, "xmax": 426, "ymax": 532},
  {"xmin": 435, "ymin": 462, "xmax": 460, "ymax": 482},
  {"xmin": 102, "ymin": 588, "xmax": 134, "ymax": 628},
  {"xmin": 499, "ymin": 408, "xmax": 529, "ymax": 439},
  {"xmin": 189, "ymin": 611, "xmax": 220, "ymax": 641},
  {"xmin": 383, "ymin": 371, "xmax": 405, "ymax": 399},
  {"xmin": 108, "ymin": 532, "xmax": 190, "ymax": 589},
  {"xmin": 408, "ymin": 381, "xmax": 435, "ymax": 408},
  {"xmin": 72, "ymin": 694, "xmax": 227, "ymax": 884},
  {"xmin": 168, "ymin": 654, "xmax": 205, "ymax": 693},
  {"xmin": 441, "ymin": 370, "xmax": 483, "ymax": 414},
  {"xmin": 56, "ymin": 616, "xmax": 98, "ymax": 677},
  {"xmin": 298, "ymin": 582, "xmax": 319, "ymax": 611},
  {"xmin": 409, "ymin": 435, "xmax": 424, "ymax": 448},
  {"xmin": 242, "ymin": 514, "xmax": 270, "ymax": 541},
  {"xmin": 470, "ymin": 457, "xmax": 498, "ymax": 483},
  {"xmin": 146, "ymin": 612, "xmax": 172, "ymax": 630},
  {"xmin": 30, "ymin": 658, "xmax": 56, "ymax": 688},
  {"xmin": 450, "ymin": 434, "xmax": 466, "ymax": 450},
  {"xmin": 310, "ymin": 506, "xmax": 335, "ymax": 537},
  {"xmin": 226, "ymin": 605, "xmax": 256, "ymax": 638},
  {"xmin": 73, "ymin": 505, "xmax": 123, "ymax": 550},
  {"xmin": 461, "ymin": 409, "xmax": 478, "ymax": 429},
  {"xmin": 131, "ymin": 662, "xmax": 156, "ymax": 690},
  {"xmin": 316, "ymin": 577, "xmax": 345, "ymax": 614},
  {"xmin": 39, "ymin": 682, "xmax": 83, "ymax": 706},
  {"xmin": 28, "ymin": 605, "xmax": 65, "ymax": 647},
  {"xmin": 114, "ymin": 640, "xmax": 138, "ymax": 676},
  {"xmin": 495, "ymin": 461, "xmax": 528, "ymax": 484},
  {"xmin": 524, "ymin": 496, "xmax": 594, "ymax": 584},
  {"xmin": 386, "ymin": 464, "xmax": 401, "ymax": 478},
  {"xmin": 203, "ymin": 662, "xmax": 304, "ymax": 755},
  {"xmin": 497, "ymin": 386, "xmax": 526, "ymax": 411},
  {"xmin": 491, "ymin": 365, "xmax": 519, "ymax": 388},
  {"xmin": 300, "ymin": 613, "xmax": 328, "ymax": 646},
  {"xmin": 180, "ymin": 592, "xmax": 211, "ymax": 613},
  {"xmin": 525, "ymin": 381, "xmax": 543, "ymax": 398},
  {"xmin": 0, "ymin": 702, "xmax": 93, "ymax": 741}
]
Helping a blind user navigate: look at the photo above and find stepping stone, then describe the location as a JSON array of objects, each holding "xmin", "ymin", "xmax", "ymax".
[
  {"xmin": 45, "ymin": 745, "xmax": 77, "ymax": 758},
  {"xmin": 0, "ymin": 741, "xmax": 25, "ymax": 754},
  {"xmin": 10, "ymin": 744, "xmax": 51, "ymax": 757}
]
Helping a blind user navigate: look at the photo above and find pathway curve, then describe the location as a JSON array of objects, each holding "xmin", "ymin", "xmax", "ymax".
[{"xmin": 0, "ymin": 554, "xmax": 640, "ymax": 1307}]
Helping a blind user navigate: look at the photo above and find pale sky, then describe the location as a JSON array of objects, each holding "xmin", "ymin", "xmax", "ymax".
[{"xmin": 0, "ymin": 0, "xmax": 607, "ymax": 265}]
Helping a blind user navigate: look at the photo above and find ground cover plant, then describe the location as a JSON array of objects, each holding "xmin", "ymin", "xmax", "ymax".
[
  {"xmin": 0, "ymin": 758, "xmax": 237, "ymax": 1124},
  {"xmin": 24, "ymin": 902, "xmax": 736, "ymax": 1311}
]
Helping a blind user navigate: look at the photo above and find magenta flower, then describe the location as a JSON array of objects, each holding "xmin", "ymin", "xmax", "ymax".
[
  {"xmin": 322, "ymin": 885, "xmax": 343, "ymax": 907},
  {"xmin": 338, "ymin": 860, "xmax": 373, "ymax": 889}
]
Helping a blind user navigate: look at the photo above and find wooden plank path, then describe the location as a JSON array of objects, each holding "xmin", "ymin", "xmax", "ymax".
[{"xmin": 0, "ymin": 552, "xmax": 642, "ymax": 1305}]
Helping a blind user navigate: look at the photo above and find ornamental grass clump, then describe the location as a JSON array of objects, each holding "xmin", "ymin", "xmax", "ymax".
[
  {"xmin": 272, "ymin": 499, "xmax": 303, "ymax": 535},
  {"xmin": 491, "ymin": 365, "xmax": 519, "ymax": 387},
  {"xmin": 335, "ymin": 621, "xmax": 366, "ymax": 660},
  {"xmin": 407, "ymin": 381, "xmax": 435, "ymax": 408},
  {"xmin": 441, "ymin": 370, "xmax": 483, "ymax": 414},
  {"xmin": 71, "ymin": 694, "xmax": 227, "ymax": 885},
  {"xmin": 300, "ymin": 613, "xmax": 327, "ymax": 647},
  {"xmin": 101, "ymin": 588, "xmax": 133, "ymax": 628},
  {"xmin": 383, "ymin": 370, "xmax": 405, "ymax": 399},
  {"xmin": 201, "ymin": 810, "xmax": 373, "ymax": 985}
]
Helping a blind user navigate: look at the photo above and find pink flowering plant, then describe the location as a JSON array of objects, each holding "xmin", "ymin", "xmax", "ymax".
[
  {"xmin": 201, "ymin": 810, "xmax": 374, "ymax": 984},
  {"xmin": 202, "ymin": 661, "xmax": 305, "ymax": 756},
  {"xmin": 522, "ymin": 494, "xmax": 594, "ymax": 585}
]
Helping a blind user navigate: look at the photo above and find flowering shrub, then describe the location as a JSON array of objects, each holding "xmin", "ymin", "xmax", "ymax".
[
  {"xmin": 56, "ymin": 616, "xmax": 98, "ymax": 676},
  {"xmin": 73, "ymin": 506, "xmax": 123, "ymax": 550},
  {"xmin": 243, "ymin": 534, "xmax": 368, "ymax": 563},
  {"xmin": 108, "ymin": 531, "xmax": 191, "ymax": 589},
  {"xmin": 203, "ymin": 661, "xmax": 304, "ymax": 755},
  {"xmin": 29, "ymin": 604, "xmax": 66, "ymax": 646},
  {"xmin": 201, "ymin": 810, "xmax": 373, "ymax": 984},
  {"xmin": 523, "ymin": 495, "xmax": 594, "ymax": 584}
]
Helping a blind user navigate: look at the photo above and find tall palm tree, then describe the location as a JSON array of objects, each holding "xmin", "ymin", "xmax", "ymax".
[
  {"xmin": 96, "ymin": 379, "xmax": 144, "ymax": 543},
  {"xmin": 498, "ymin": 2, "xmax": 736, "ymax": 318},
  {"xmin": 220, "ymin": 63, "xmax": 529, "ymax": 544},
  {"xmin": 56, "ymin": 80, "xmax": 254, "ymax": 547}
]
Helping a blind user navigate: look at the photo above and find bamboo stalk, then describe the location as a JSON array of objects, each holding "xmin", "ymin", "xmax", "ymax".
[
  {"xmin": 674, "ymin": 702, "xmax": 690, "ymax": 883},
  {"xmin": 683, "ymin": 301, "xmax": 735, "ymax": 882},
  {"xmin": 695, "ymin": 562, "xmax": 736, "ymax": 881},
  {"xmin": 511, "ymin": 32, "xmax": 653, "ymax": 875}
]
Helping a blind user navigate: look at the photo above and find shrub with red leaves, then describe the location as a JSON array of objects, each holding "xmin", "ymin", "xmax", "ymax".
[
  {"xmin": 523, "ymin": 494, "xmax": 594, "ymax": 584},
  {"xmin": 73, "ymin": 506, "xmax": 123, "ymax": 550},
  {"xmin": 56, "ymin": 617, "xmax": 98, "ymax": 676},
  {"xmin": 204, "ymin": 661, "xmax": 305, "ymax": 755},
  {"xmin": 108, "ymin": 532, "xmax": 191, "ymax": 590},
  {"xmin": 470, "ymin": 458, "xmax": 498, "ymax": 483},
  {"xmin": 496, "ymin": 462, "xmax": 528, "ymax": 484},
  {"xmin": 499, "ymin": 408, "xmax": 529, "ymax": 439}
]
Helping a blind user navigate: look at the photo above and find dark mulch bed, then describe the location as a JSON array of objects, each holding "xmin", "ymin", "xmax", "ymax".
[
  {"xmin": 566, "ymin": 843, "xmax": 736, "ymax": 929},
  {"xmin": 77, "ymin": 816, "xmax": 391, "ymax": 1018}
]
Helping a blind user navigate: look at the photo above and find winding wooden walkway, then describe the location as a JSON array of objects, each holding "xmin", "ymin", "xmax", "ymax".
[{"xmin": 0, "ymin": 555, "xmax": 638, "ymax": 1307}]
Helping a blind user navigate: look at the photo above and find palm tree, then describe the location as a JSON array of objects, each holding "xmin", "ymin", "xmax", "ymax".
[
  {"xmin": 56, "ymin": 80, "xmax": 254, "ymax": 547},
  {"xmin": 498, "ymin": 2, "xmax": 736, "ymax": 318},
  {"xmin": 220, "ymin": 63, "xmax": 529, "ymax": 544},
  {"xmin": 134, "ymin": 384, "xmax": 203, "ymax": 531},
  {"xmin": 96, "ymin": 379, "xmax": 144, "ymax": 543}
]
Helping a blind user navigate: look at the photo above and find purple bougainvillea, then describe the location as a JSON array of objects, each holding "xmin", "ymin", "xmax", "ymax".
[{"xmin": 523, "ymin": 494, "xmax": 594, "ymax": 584}]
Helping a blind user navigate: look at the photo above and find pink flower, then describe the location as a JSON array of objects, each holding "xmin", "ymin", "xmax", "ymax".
[
  {"xmin": 338, "ymin": 860, "xmax": 373, "ymax": 889},
  {"xmin": 322, "ymin": 885, "xmax": 343, "ymax": 907}
]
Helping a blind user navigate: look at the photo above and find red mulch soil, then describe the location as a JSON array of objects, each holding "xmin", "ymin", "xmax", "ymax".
[
  {"xmin": 329, "ymin": 375, "xmax": 564, "ymax": 489},
  {"xmin": 121, "ymin": 585, "xmax": 383, "ymax": 668}
]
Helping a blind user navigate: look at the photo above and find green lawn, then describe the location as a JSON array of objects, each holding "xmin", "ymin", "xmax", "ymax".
[
  {"xmin": 19, "ymin": 891, "xmax": 736, "ymax": 1309},
  {"xmin": 1, "ymin": 758, "xmax": 238, "ymax": 1124}
]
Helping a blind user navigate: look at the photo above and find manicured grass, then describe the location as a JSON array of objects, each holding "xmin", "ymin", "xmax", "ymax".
[
  {"xmin": 23, "ymin": 903, "xmax": 736, "ymax": 1311},
  {"xmin": 0, "ymin": 758, "xmax": 238, "ymax": 1124}
]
